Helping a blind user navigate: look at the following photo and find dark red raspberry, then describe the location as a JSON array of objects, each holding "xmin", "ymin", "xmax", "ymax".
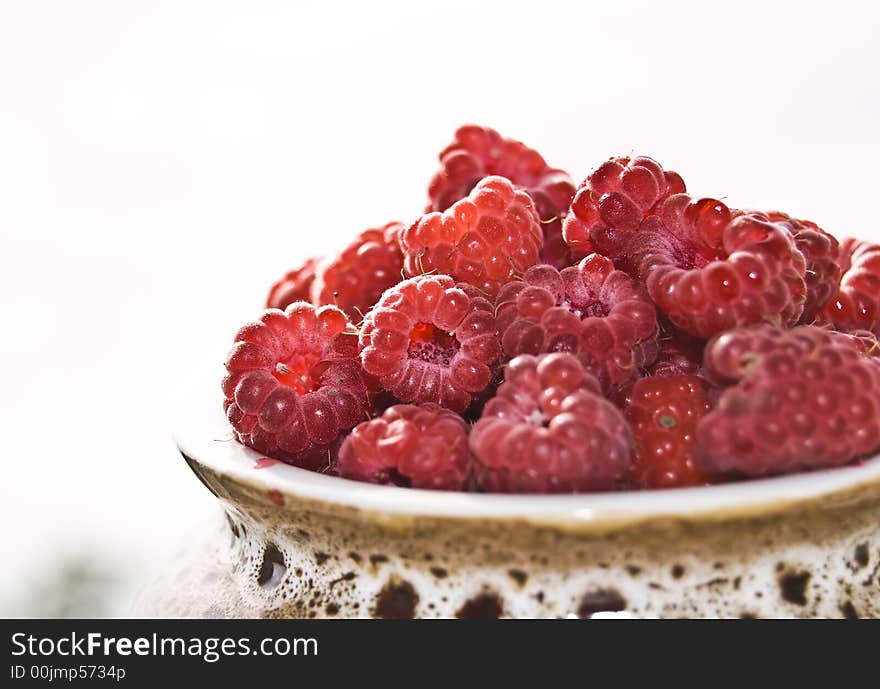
[
  {"xmin": 823, "ymin": 238, "xmax": 880, "ymax": 336},
  {"xmin": 470, "ymin": 353, "xmax": 633, "ymax": 493},
  {"xmin": 631, "ymin": 195, "xmax": 807, "ymax": 338},
  {"xmin": 223, "ymin": 303, "xmax": 369, "ymax": 469},
  {"xmin": 618, "ymin": 375, "xmax": 712, "ymax": 489},
  {"xmin": 311, "ymin": 222, "xmax": 403, "ymax": 320},
  {"xmin": 403, "ymin": 176, "xmax": 544, "ymax": 298},
  {"xmin": 265, "ymin": 257, "xmax": 319, "ymax": 310},
  {"xmin": 360, "ymin": 274, "xmax": 501, "ymax": 412},
  {"xmin": 766, "ymin": 211, "xmax": 840, "ymax": 323},
  {"xmin": 495, "ymin": 254, "xmax": 658, "ymax": 391},
  {"xmin": 648, "ymin": 320, "xmax": 705, "ymax": 377},
  {"xmin": 337, "ymin": 403, "xmax": 471, "ymax": 490},
  {"xmin": 562, "ymin": 156, "xmax": 685, "ymax": 262},
  {"xmin": 696, "ymin": 325, "xmax": 880, "ymax": 476}
]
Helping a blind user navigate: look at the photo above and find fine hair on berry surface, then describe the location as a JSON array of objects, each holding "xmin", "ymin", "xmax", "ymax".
[
  {"xmin": 401, "ymin": 175, "xmax": 543, "ymax": 298},
  {"xmin": 696, "ymin": 324, "xmax": 880, "ymax": 476},
  {"xmin": 470, "ymin": 353, "xmax": 633, "ymax": 493},
  {"xmin": 311, "ymin": 222, "xmax": 404, "ymax": 321},
  {"xmin": 648, "ymin": 318, "xmax": 705, "ymax": 377},
  {"xmin": 494, "ymin": 253, "xmax": 659, "ymax": 391},
  {"xmin": 338, "ymin": 403, "xmax": 471, "ymax": 490},
  {"xmin": 359, "ymin": 274, "xmax": 501, "ymax": 412},
  {"xmin": 223, "ymin": 302, "xmax": 369, "ymax": 469}
]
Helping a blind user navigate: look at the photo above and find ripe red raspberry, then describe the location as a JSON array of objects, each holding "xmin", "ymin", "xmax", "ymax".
[
  {"xmin": 311, "ymin": 222, "xmax": 404, "ymax": 320},
  {"xmin": 425, "ymin": 125, "xmax": 576, "ymax": 269},
  {"xmin": 632, "ymin": 195, "xmax": 807, "ymax": 338},
  {"xmin": 696, "ymin": 325, "xmax": 880, "ymax": 476},
  {"xmin": 359, "ymin": 274, "xmax": 501, "ymax": 412},
  {"xmin": 495, "ymin": 254, "xmax": 658, "ymax": 391},
  {"xmin": 470, "ymin": 353, "xmax": 633, "ymax": 493},
  {"xmin": 402, "ymin": 176, "xmax": 544, "ymax": 298},
  {"xmin": 823, "ymin": 238, "xmax": 880, "ymax": 336},
  {"xmin": 265, "ymin": 257, "xmax": 319, "ymax": 310},
  {"xmin": 562, "ymin": 156, "xmax": 686, "ymax": 262},
  {"xmin": 222, "ymin": 303, "xmax": 369, "ymax": 469},
  {"xmin": 648, "ymin": 320, "xmax": 705, "ymax": 377},
  {"xmin": 766, "ymin": 211, "xmax": 841, "ymax": 323},
  {"xmin": 618, "ymin": 375, "xmax": 712, "ymax": 489},
  {"xmin": 337, "ymin": 403, "xmax": 471, "ymax": 490}
]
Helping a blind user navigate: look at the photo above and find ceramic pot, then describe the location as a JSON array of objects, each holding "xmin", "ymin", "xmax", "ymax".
[{"xmin": 135, "ymin": 376, "xmax": 880, "ymax": 619}]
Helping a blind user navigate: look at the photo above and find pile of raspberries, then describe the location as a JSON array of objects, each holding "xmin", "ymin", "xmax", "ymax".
[{"xmin": 223, "ymin": 125, "xmax": 880, "ymax": 493}]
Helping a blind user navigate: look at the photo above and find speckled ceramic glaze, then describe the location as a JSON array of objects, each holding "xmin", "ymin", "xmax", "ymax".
[{"xmin": 135, "ymin": 375, "xmax": 880, "ymax": 619}]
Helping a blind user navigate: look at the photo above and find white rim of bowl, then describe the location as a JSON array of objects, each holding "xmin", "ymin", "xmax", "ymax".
[{"xmin": 174, "ymin": 370, "xmax": 880, "ymax": 528}]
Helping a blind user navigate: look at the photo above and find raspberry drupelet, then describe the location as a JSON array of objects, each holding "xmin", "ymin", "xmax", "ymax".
[
  {"xmin": 495, "ymin": 254, "xmax": 659, "ymax": 391},
  {"xmin": 402, "ymin": 176, "xmax": 544, "ymax": 298},
  {"xmin": 223, "ymin": 303, "xmax": 369, "ymax": 469},
  {"xmin": 766, "ymin": 211, "xmax": 840, "ymax": 323},
  {"xmin": 426, "ymin": 124, "xmax": 577, "ymax": 268},
  {"xmin": 359, "ymin": 274, "xmax": 501, "ymax": 412},
  {"xmin": 822, "ymin": 238, "xmax": 880, "ymax": 337},
  {"xmin": 337, "ymin": 403, "xmax": 471, "ymax": 490},
  {"xmin": 618, "ymin": 375, "xmax": 712, "ymax": 489},
  {"xmin": 631, "ymin": 195, "xmax": 808, "ymax": 338},
  {"xmin": 265, "ymin": 257, "xmax": 319, "ymax": 311},
  {"xmin": 311, "ymin": 222, "xmax": 404, "ymax": 321},
  {"xmin": 470, "ymin": 353, "xmax": 633, "ymax": 493},
  {"xmin": 696, "ymin": 325, "xmax": 880, "ymax": 476},
  {"xmin": 562, "ymin": 156, "xmax": 686, "ymax": 263}
]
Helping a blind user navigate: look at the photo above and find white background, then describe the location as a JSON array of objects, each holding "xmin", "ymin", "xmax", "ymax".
[{"xmin": 1, "ymin": 0, "xmax": 878, "ymax": 614}]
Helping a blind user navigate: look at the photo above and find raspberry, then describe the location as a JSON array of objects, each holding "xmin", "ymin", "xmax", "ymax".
[
  {"xmin": 618, "ymin": 375, "xmax": 712, "ymax": 489},
  {"xmin": 470, "ymin": 353, "xmax": 632, "ymax": 493},
  {"xmin": 359, "ymin": 274, "xmax": 501, "ymax": 412},
  {"xmin": 265, "ymin": 257, "xmax": 319, "ymax": 310},
  {"xmin": 311, "ymin": 222, "xmax": 404, "ymax": 320},
  {"xmin": 632, "ymin": 195, "xmax": 807, "ymax": 338},
  {"xmin": 766, "ymin": 211, "xmax": 840, "ymax": 323},
  {"xmin": 338, "ymin": 404, "xmax": 471, "ymax": 490},
  {"xmin": 425, "ymin": 126, "xmax": 576, "ymax": 269},
  {"xmin": 426, "ymin": 126, "xmax": 576, "ymax": 265},
  {"xmin": 222, "ymin": 303, "xmax": 369, "ymax": 469},
  {"xmin": 562, "ymin": 156, "xmax": 685, "ymax": 262},
  {"xmin": 823, "ymin": 238, "xmax": 880, "ymax": 336},
  {"xmin": 495, "ymin": 254, "xmax": 658, "ymax": 391},
  {"xmin": 403, "ymin": 176, "xmax": 544, "ymax": 298},
  {"xmin": 696, "ymin": 325, "xmax": 880, "ymax": 476},
  {"xmin": 648, "ymin": 320, "xmax": 705, "ymax": 377}
]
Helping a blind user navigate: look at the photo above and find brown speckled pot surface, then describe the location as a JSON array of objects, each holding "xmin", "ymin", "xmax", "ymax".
[{"xmin": 134, "ymin": 375, "xmax": 880, "ymax": 619}]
